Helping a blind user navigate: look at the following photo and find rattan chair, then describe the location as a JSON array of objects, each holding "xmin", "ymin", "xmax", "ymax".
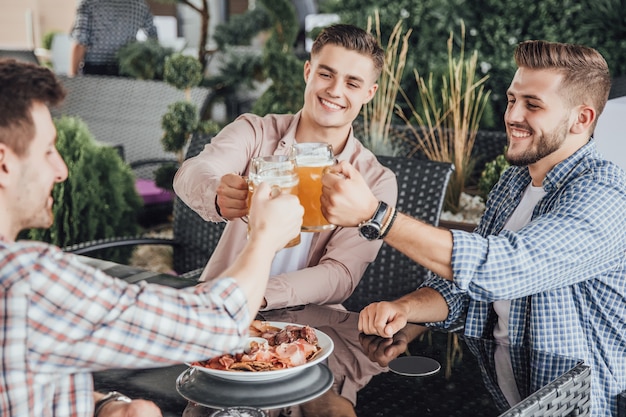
[
  {"xmin": 0, "ymin": 49, "xmax": 40, "ymax": 64},
  {"xmin": 51, "ymin": 75, "xmax": 210, "ymax": 173},
  {"xmin": 65, "ymin": 132, "xmax": 224, "ymax": 278},
  {"xmin": 51, "ymin": 75, "xmax": 212, "ymax": 218},
  {"xmin": 342, "ymin": 157, "xmax": 454, "ymax": 312},
  {"xmin": 498, "ymin": 363, "xmax": 591, "ymax": 417}
]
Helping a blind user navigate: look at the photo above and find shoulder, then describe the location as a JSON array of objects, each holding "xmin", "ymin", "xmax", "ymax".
[
  {"xmin": 233, "ymin": 113, "xmax": 297, "ymax": 133},
  {"xmin": 351, "ymin": 146, "xmax": 395, "ymax": 180},
  {"xmin": 216, "ymin": 113, "xmax": 296, "ymax": 146},
  {"xmin": 0, "ymin": 241, "xmax": 65, "ymax": 286}
]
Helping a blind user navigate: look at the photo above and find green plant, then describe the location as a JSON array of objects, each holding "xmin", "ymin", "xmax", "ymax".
[
  {"xmin": 156, "ymin": 54, "xmax": 220, "ymax": 190},
  {"xmin": 397, "ymin": 22, "xmax": 491, "ymax": 213},
  {"xmin": 361, "ymin": 11, "xmax": 411, "ymax": 156},
  {"xmin": 251, "ymin": 0, "xmax": 305, "ymax": 116},
  {"xmin": 322, "ymin": 0, "xmax": 626, "ymax": 130},
  {"xmin": 27, "ymin": 116, "xmax": 142, "ymax": 262},
  {"xmin": 478, "ymin": 152, "xmax": 509, "ymax": 201},
  {"xmin": 42, "ymin": 30, "xmax": 61, "ymax": 50},
  {"xmin": 152, "ymin": 0, "xmax": 212, "ymax": 68},
  {"xmin": 213, "ymin": 7, "xmax": 272, "ymax": 49},
  {"xmin": 117, "ymin": 40, "xmax": 174, "ymax": 80},
  {"xmin": 163, "ymin": 54, "xmax": 204, "ymax": 94}
]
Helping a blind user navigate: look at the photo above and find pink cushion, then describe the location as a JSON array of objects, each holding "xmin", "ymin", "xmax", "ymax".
[{"xmin": 135, "ymin": 178, "xmax": 174, "ymax": 205}]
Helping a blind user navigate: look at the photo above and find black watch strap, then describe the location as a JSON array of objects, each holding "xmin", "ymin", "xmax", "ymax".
[
  {"xmin": 369, "ymin": 201, "xmax": 388, "ymax": 228},
  {"xmin": 358, "ymin": 201, "xmax": 389, "ymax": 240}
]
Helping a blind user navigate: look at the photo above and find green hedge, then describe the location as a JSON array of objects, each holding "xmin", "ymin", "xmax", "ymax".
[{"xmin": 27, "ymin": 116, "xmax": 142, "ymax": 262}]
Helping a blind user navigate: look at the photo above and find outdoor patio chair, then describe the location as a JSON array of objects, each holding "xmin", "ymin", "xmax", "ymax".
[
  {"xmin": 64, "ymin": 132, "xmax": 224, "ymax": 279},
  {"xmin": 342, "ymin": 156, "xmax": 454, "ymax": 312},
  {"xmin": 51, "ymin": 74, "xmax": 212, "ymax": 220},
  {"xmin": 498, "ymin": 363, "xmax": 591, "ymax": 417},
  {"xmin": 0, "ymin": 49, "xmax": 40, "ymax": 64}
]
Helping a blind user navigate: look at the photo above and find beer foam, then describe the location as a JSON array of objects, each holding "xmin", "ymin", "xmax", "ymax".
[{"xmin": 296, "ymin": 155, "xmax": 333, "ymax": 167}]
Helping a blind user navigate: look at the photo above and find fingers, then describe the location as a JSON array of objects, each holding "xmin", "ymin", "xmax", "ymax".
[
  {"xmin": 358, "ymin": 302, "xmax": 407, "ymax": 338},
  {"xmin": 248, "ymin": 182, "xmax": 303, "ymax": 250},
  {"xmin": 216, "ymin": 174, "xmax": 249, "ymax": 219},
  {"xmin": 321, "ymin": 161, "xmax": 378, "ymax": 227}
]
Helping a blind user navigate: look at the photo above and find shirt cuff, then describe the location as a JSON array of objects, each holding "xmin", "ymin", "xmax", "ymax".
[{"xmin": 205, "ymin": 277, "xmax": 251, "ymax": 338}]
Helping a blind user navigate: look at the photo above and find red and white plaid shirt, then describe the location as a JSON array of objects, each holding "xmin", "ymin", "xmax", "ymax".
[{"xmin": 1, "ymin": 239, "xmax": 249, "ymax": 416}]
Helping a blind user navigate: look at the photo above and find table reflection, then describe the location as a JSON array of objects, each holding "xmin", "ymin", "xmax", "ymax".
[{"xmin": 93, "ymin": 302, "xmax": 584, "ymax": 417}]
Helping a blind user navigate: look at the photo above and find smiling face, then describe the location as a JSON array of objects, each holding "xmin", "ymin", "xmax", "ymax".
[
  {"xmin": 11, "ymin": 102, "xmax": 68, "ymax": 235},
  {"xmin": 299, "ymin": 44, "xmax": 378, "ymax": 146},
  {"xmin": 504, "ymin": 67, "xmax": 584, "ymax": 174}
]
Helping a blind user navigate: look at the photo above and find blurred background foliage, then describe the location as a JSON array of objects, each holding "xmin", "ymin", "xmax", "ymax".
[
  {"xmin": 318, "ymin": 0, "xmax": 626, "ymax": 129},
  {"xmin": 26, "ymin": 116, "xmax": 142, "ymax": 263}
]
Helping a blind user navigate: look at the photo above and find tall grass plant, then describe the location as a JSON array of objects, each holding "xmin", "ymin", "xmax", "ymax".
[{"xmin": 397, "ymin": 22, "xmax": 491, "ymax": 213}]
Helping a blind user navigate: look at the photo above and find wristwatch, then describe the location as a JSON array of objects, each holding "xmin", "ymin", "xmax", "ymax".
[
  {"xmin": 94, "ymin": 391, "xmax": 131, "ymax": 417},
  {"xmin": 358, "ymin": 201, "xmax": 389, "ymax": 241}
]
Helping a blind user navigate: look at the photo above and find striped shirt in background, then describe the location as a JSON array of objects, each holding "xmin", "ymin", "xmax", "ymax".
[{"xmin": 71, "ymin": 0, "xmax": 158, "ymax": 66}]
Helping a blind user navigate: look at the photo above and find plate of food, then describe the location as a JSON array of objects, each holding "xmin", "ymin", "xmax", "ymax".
[{"xmin": 188, "ymin": 320, "xmax": 334, "ymax": 382}]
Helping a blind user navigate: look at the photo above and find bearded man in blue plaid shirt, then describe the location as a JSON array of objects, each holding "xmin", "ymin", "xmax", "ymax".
[{"xmin": 322, "ymin": 40, "xmax": 625, "ymax": 416}]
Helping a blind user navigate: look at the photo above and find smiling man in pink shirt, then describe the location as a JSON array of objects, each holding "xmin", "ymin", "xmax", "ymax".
[{"xmin": 174, "ymin": 24, "xmax": 398, "ymax": 310}]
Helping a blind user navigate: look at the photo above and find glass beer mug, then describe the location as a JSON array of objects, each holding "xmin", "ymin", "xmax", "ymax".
[
  {"xmin": 290, "ymin": 143, "xmax": 336, "ymax": 232},
  {"xmin": 247, "ymin": 155, "xmax": 301, "ymax": 247}
]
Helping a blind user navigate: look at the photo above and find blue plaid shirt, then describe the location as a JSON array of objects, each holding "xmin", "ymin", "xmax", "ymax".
[{"xmin": 423, "ymin": 140, "xmax": 626, "ymax": 416}]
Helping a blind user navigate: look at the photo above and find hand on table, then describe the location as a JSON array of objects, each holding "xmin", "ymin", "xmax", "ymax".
[
  {"xmin": 359, "ymin": 324, "xmax": 429, "ymax": 367},
  {"xmin": 216, "ymin": 173, "xmax": 249, "ymax": 220},
  {"xmin": 321, "ymin": 160, "xmax": 379, "ymax": 227},
  {"xmin": 97, "ymin": 398, "xmax": 162, "ymax": 417},
  {"xmin": 358, "ymin": 301, "xmax": 410, "ymax": 338}
]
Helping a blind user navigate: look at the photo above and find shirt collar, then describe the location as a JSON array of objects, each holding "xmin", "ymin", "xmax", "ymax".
[
  {"xmin": 542, "ymin": 138, "xmax": 596, "ymax": 193},
  {"xmin": 282, "ymin": 110, "xmax": 358, "ymax": 160}
]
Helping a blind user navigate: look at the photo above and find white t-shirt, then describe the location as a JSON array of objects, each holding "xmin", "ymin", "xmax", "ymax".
[
  {"xmin": 269, "ymin": 232, "xmax": 313, "ymax": 276},
  {"xmin": 493, "ymin": 183, "xmax": 546, "ymax": 406}
]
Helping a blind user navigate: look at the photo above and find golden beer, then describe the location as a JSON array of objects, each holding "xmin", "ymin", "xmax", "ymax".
[{"xmin": 291, "ymin": 143, "xmax": 336, "ymax": 232}]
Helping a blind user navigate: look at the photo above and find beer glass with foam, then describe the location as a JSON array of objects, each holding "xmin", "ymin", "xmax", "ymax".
[
  {"xmin": 290, "ymin": 143, "xmax": 336, "ymax": 232},
  {"xmin": 248, "ymin": 155, "xmax": 301, "ymax": 247}
]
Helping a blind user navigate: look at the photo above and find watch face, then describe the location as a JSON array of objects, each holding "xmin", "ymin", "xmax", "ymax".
[{"xmin": 359, "ymin": 223, "xmax": 380, "ymax": 240}]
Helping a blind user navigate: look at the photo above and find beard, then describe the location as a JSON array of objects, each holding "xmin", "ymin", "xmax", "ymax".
[{"xmin": 506, "ymin": 117, "xmax": 569, "ymax": 166}]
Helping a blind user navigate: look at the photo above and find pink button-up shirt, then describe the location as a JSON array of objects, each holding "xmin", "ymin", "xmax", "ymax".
[{"xmin": 174, "ymin": 112, "xmax": 397, "ymax": 309}]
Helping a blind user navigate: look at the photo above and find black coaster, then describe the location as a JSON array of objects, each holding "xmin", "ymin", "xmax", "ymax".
[{"xmin": 389, "ymin": 356, "xmax": 441, "ymax": 377}]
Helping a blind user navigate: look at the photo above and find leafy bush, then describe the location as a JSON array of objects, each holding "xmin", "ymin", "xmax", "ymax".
[
  {"xmin": 251, "ymin": 0, "xmax": 305, "ymax": 115},
  {"xmin": 478, "ymin": 152, "xmax": 510, "ymax": 201},
  {"xmin": 322, "ymin": 0, "xmax": 625, "ymax": 129},
  {"xmin": 156, "ymin": 54, "xmax": 220, "ymax": 190},
  {"xmin": 27, "ymin": 116, "xmax": 142, "ymax": 262},
  {"xmin": 164, "ymin": 54, "xmax": 204, "ymax": 91},
  {"xmin": 117, "ymin": 40, "xmax": 174, "ymax": 80},
  {"xmin": 213, "ymin": 7, "xmax": 273, "ymax": 49}
]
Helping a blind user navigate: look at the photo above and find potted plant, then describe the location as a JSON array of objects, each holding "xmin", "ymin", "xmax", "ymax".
[
  {"xmin": 360, "ymin": 11, "xmax": 411, "ymax": 156},
  {"xmin": 397, "ymin": 21, "xmax": 491, "ymax": 215},
  {"xmin": 156, "ymin": 53, "xmax": 219, "ymax": 191}
]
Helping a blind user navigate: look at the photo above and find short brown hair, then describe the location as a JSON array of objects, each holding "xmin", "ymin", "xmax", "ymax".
[
  {"xmin": 514, "ymin": 40, "xmax": 611, "ymax": 129},
  {"xmin": 311, "ymin": 24, "xmax": 384, "ymax": 79},
  {"xmin": 0, "ymin": 59, "xmax": 65, "ymax": 156}
]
